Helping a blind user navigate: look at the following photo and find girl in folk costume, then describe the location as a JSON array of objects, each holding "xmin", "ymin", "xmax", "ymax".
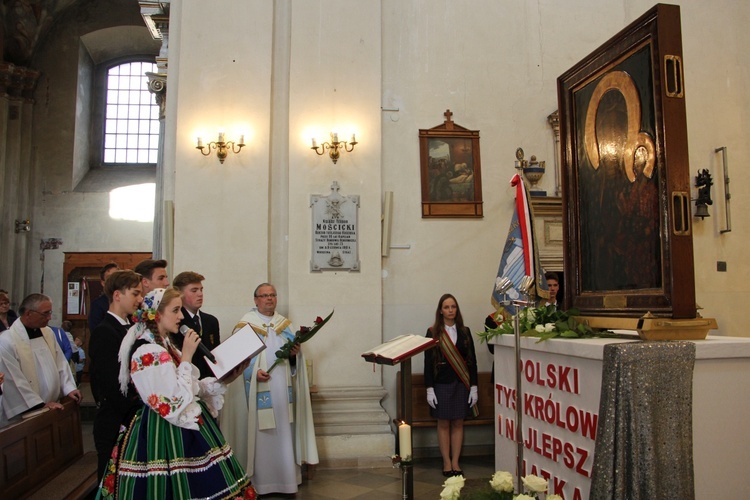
[
  {"xmin": 424, "ymin": 293, "xmax": 479, "ymax": 478},
  {"xmin": 97, "ymin": 288, "xmax": 255, "ymax": 499}
]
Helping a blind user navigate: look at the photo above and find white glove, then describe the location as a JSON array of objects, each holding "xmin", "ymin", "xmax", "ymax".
[
  {"xmin": 468, "ymin": 386, "xmax": 478, "ymax": 407},
  {"xmin": 426, "ymin": 387, "xmax": 438, "ymax": 409}
]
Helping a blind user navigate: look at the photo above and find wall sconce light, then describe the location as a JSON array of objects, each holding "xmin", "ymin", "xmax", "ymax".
[
  {"xmin": 196, "ymin": 132, "xmax": 245, "ymax": 163},
  {"xmin": 311, "ymin": 132, "xmax": 358, "ymax": 164},
  {"xmin": 15, "ymin": 219, "xmax": 30, "ymax": 233},
  {"xmin": 694, "ymin": 168, "xmax": 713, "ymax": 219}
]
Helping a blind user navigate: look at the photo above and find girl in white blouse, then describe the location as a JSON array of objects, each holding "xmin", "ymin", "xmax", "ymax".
[{"xmin": 96, "ymin": 287, "xmax": 254, "ymax": 499}]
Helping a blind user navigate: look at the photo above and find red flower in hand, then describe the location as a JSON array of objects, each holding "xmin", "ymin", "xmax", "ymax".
[{"xmin": 141, "ymin": 353, "xmax": 154, "ymax": 366}]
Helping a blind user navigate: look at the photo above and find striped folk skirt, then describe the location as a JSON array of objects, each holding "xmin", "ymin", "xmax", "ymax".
[{"xmin": 97, "ymin": 402, "xmax": 255, "ymax": 499}]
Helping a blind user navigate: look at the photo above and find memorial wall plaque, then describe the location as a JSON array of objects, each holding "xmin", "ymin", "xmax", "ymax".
[
  {"xmin": 311, "ymin": 181, "xmax": 360, "ymax": 272},
  {"xmin": 558, "ymin": 4, "xmax": 696, "ymax": 318}
]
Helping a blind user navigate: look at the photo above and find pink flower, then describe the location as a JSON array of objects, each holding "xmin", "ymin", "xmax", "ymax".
[
  {"xmin": 159, "ymin": 351, "xmax": 171, "ymax": 363},
  {"xmin": 147, "ymin": 394, "xmax": 159, "ymax": 408}
]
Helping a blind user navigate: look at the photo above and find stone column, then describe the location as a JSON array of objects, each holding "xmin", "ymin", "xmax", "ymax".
[
  {"xmin": 0, "ymin": 63, "xmax": 39, "ymax": 301},
  {"xmin": 141, "ymin": 1, "xmax": 170, "ymax": 259}
]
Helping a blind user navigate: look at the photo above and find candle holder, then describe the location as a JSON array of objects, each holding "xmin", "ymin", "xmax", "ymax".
[
  {"xmin": 196, "ymin": 133, "xmax": 246, "ymax": 164},
  {"xmin": 311, "ymin": 132, "xmax": 358, "ymax": 164},
  {"xmin": 392, "ymin": 455, "xmax": 414, "ymax": 500}
]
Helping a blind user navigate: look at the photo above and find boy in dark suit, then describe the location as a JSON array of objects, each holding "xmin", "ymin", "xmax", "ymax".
[
  {"xmin": 134, "ymin": 258, "xmax": 169, "ymax": 295},
  {"xmin": 171, "ymin": 271, "xmax": 221, "ymax": 379},
  {"xmin": 88, "ymin": 262, "xmax": 119, "ymax": 332},
  {"xmin": 89, "ymin": 270, "xmax": 143, "ymax": 483}
]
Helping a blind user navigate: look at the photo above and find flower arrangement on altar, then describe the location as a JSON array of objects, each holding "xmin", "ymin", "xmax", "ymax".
[
  {"xmin": 478, "ymin": 305, "xmax": 618, "ymax": 343},
  {"xmin": 267, "ymin": 310, "xmax": 334, "ymax": 372},
  {"xmin": 439, "ymin": 472, "xmax": 562, "ymax": 500}
]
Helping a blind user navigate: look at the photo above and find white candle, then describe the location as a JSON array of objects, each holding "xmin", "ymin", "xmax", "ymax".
[
  {"xmin": 197, "ymin": 137, "xmax": 203, "ymax": 148},
  {"xmin": 218, "ymin": 132, "xmax": 225, "ymax": 143},
  {"xmin": 398, "ymin": 421, "xmax": 412, "ymax": 458},
  {"xmin": 351, "ymin": 133, "xmax": 356, "ymax": 143},
  {"xmin": 312, "ymin": 138, "xmax": 318, "ymax": 148},
  {"xmin": 332, "ymin": 132, "xmax": 339, "ymax": 143},
  {"xmin": 239, "ymin": 134, "xmax": 245, "ymax": 145}
]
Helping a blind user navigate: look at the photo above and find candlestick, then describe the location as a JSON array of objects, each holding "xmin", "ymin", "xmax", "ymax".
[{"xmin": 398, "ymin": 421, "xmax": 412, "ymax": 458}]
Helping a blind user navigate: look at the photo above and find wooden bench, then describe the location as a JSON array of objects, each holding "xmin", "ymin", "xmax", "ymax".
[
  {"xmin": 0, "ymin": 398, "xmax": 98, "ymax": 499},
  {"xmin": 397, "ymin": 371, "xmax": 495, "ymax": 427}
]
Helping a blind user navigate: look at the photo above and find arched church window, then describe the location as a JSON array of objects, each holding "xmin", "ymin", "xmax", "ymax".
[{"xmin": 102, "ymin": 61, "xmax": 160, "ymax": 165}]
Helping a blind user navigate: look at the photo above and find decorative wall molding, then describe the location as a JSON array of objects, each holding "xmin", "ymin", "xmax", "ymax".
[{"xmin": 0, "ymin": 63, "xmax": 40, "ymax": 101}]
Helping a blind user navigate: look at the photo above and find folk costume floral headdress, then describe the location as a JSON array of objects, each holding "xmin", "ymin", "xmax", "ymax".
[
  {"xmin": 118, "ymin": 288, "xmax": 166, "ymax": 395},
  {"xmin": 131, "ymin": 290, "xmax": 160, "ymax": 323}
]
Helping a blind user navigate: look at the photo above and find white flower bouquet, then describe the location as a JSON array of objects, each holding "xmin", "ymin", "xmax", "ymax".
[{"xmin": 438, "ymin": 472, "xmax": 562, "ymax": 500}]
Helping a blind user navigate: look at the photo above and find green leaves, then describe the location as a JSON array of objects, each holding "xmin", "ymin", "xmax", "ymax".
[
  {"xmin": 478, "ymin": 305, "xmax": 615, "ymax": 344},
  {"xmin": 267, "ymin": 310, "xmax": 334, "ymax": 373}
]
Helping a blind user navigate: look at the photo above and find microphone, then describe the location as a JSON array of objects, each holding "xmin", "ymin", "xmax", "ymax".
[{"xmin": 179, "ymin": 325, "xmax": 217, "ymax": 363}]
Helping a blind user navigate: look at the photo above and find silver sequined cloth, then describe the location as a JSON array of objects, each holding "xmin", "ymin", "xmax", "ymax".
[{"xmin": 589, "ymin": 341, "xmax": 696, "ymax": 500}]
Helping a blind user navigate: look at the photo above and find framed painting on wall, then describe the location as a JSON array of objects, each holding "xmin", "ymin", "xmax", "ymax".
[
  {"xmin": 557, "ymin": 4, "xmax": 696, "ymax": 318},
  {"xmin": 419, "ymin": 110, "xmax": 483, "ymax": 218}
]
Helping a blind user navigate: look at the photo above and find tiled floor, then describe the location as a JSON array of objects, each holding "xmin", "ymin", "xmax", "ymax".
[{"xmin": 258, "ymin": 455, "xmax": 496, "ymax": 499}]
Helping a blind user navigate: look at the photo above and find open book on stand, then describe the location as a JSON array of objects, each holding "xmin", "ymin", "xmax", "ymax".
[
  {"xmin": 206, "ymin": 324, "xmax": 266, "ymax": 380},
  {"xmin": 361, "ymin": 334, "xmax": 438, "ymax": 365}
]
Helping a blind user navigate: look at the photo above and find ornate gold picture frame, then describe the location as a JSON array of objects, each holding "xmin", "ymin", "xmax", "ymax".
[{"xmin": 419, "ymin": 110, "xmax": 483, "ymax": 218}]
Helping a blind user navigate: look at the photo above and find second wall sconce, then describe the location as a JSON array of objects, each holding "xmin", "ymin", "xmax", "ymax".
[
  {"xmin": 311, "ymin": 132, "xmax": 358, "ymax": 164},
  {"xmin": 196, "ymin": 132, "xmax": 245, "ymax": 164}
]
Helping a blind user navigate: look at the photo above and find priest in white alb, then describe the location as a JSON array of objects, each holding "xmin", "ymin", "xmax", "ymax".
[
  {"xmin": 221, "ymin": 283, "xmax": 318, "ymax": 496},
  {"xmin": 0, "ymin": 294, "xmax": 81, "ymax": 428}
]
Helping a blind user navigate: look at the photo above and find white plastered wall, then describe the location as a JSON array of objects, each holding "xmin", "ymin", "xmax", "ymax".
[{"xmin": 19, "ymin": 1, "xmax": 750, "ymax": 454}]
